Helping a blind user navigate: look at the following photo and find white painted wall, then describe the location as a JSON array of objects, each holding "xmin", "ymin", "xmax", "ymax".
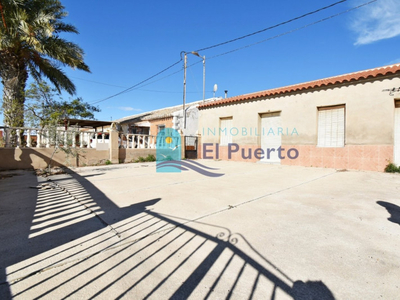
[
  {"xmin": 172, "ymin": 106, "xmax": 199, "ymax": 136},
  {"xmin": 199, "ymin": 77, "xmax": 400, "ymax": 146},
  {"xmin": 395, "ymin": 106, "xmax": 400, "ymax": 165}
]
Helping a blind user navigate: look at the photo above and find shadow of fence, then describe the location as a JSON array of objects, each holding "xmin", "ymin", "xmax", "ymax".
[{"xmin": 0, "ymin": 169, "xmax": 335, "ymax": 299}]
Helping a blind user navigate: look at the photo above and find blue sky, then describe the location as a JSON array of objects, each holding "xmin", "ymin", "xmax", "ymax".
[{"xmin": 3, "ymin": 0, "xmax": 400, "ymax": 123}]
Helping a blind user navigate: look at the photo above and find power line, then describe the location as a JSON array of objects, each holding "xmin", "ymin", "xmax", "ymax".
[
  {"xmin": 131, "ymin": 0, "xmax": 377, "ymax": 92},
  {"xmin": 121, "ymin": 58, "xmax": 204, "ymax": 94},
  {"xmin": 137, "ymin": 89, "xmax": 210, "ymax": 94},
  {"xmin": 195, "ymin": 0, "xmax": 349, "ymax": 52},
  {"xmin": 71, "ymin": 76, "xmax": 128, "ymax": 88},
  {"xmin": 72, "ymin": 75, "xmax": 200, "ymax": 94},
  {"xmin": 89, "ymin": 0, "xmax": 376, "ymax": 105},
  {"xmin": 206, "ymin": 0, "xmax": 378, "ymax": 61},
  {"xmin": 90, "ymin": 59, "xmax": 182, "ymax": 104},
  {"xmin": 88, "ymin": 56, "xmax": 205, "ymax": 102},
  {"xmin": 71, "ymin": 74, "xmax": 206, "ymax": 94}
]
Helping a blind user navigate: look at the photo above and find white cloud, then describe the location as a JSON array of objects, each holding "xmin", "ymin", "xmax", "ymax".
[
  {"xmin": 118, "ymin": 107, "xmax": 142, "ymax": 112},
  {"xmin": 387, "ymin": 57, "xmax": 400, "ymax": 64},
  {"xmin": 351, "ymin": 0, "xmax": 400, "ymax": 45}
]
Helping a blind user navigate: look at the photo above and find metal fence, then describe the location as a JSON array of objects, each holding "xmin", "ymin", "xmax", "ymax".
[{"xmin": 0, "ymin": 126, "xmax": 106, "ymax": 149}]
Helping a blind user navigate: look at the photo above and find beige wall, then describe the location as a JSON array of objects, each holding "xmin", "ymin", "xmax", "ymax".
[
  {"xmin": 198, "ymin": 76, "xmax": 400, "ymax": 171},
  {"xmin": 119, "ymin": 149, "xmax": 156, "ymax": 163},
  {"xmin": 0, "ymin": 125, "xmax": 161, "ymax": 170},
  {"xmin": 149, "ymin": 118, "xmax": 173, "ymax": 136},
  {"xmin": 0, "ymin": 148, "xmax": 109, "ymax": 169},
  {"xmin": 0, "ymin": 148, "xmax": 157, "ymax": 170}
]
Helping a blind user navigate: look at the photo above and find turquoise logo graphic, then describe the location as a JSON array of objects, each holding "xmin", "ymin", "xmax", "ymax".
[
  {"xmin": 156, "ymin": 128, "xmax": 224, "ymax": 177},
  {"xmin": 156, "ymin": 128, "xmax": 181, "ymax": 173}
]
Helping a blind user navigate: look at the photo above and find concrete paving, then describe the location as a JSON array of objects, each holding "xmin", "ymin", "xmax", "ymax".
[{"xmin": 0, "ymin": 160, "xmax": 399, "ymax": 299}]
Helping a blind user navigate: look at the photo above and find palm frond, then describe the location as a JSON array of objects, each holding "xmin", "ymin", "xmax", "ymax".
[
  {"xmin": 53, "ymin": 22, "xmax": 78, "ymax": 34},
  {"xmin": 39, "ymin": 37, "xmax": 90, "ymax": 72},
  {"xmin": 1, "ymin": 0, "xmax": 89, "ymax": 98},
  {"xmin": 29, "ymin": 54, "xmax": 76, "ymax": 95}
]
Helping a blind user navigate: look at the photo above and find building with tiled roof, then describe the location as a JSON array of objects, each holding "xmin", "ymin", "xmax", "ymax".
[
  {"xmin": 198, "ymin": 64, "xmax": 400, "ymax": 172},
  {"xmin": 117, "ymin": 98, "xmax": 220, "ymax": 136}
]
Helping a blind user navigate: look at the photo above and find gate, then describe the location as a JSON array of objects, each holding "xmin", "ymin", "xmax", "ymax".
[{"xmin": 184, "ymin": 136, "xmax": 198, "ymax": 159}]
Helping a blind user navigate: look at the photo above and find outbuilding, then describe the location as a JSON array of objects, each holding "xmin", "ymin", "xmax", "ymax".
[{"xmin": 198, "ymin": 64, "xmax": 400, "ymax": 172}]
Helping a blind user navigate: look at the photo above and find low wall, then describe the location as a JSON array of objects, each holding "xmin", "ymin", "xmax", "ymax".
[
  {"xmin": 119, "ymin": 148, "xmax": 156, "ymax": 163},
  {"xmin": 281, "ymin": 145, "xmax": 392, "ymax": 172},
  {"xmin": 0, "ymin": 132, "xmax": 192, "ymax": 170},
  {"xmin": 0, "ymin": 148, "xmax": 109, "ymax": 170},
  {"xmin": 79, "ymin": 149, "xmax": 110, "ymax": 167},
  {"xmin": 199, "ymin": 143, "xmax": 393, "ymax": 172}
]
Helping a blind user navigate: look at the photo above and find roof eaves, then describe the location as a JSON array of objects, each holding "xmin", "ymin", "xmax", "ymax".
[{"xmin": 198, "ymin": 64, "xmax": 400, "ymax": 109}]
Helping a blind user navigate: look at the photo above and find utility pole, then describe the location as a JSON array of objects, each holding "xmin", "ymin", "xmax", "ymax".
[
  {"xmin": 182, "ymin": 52, "xmax": 187, "ymax": 129},
  {"xmin": 182, "ymin": 51, "xmax": 205, "ymax": 129},
  {"xmin": 203, "ymin": 56, "xmax": 206, "ymax": 102}
]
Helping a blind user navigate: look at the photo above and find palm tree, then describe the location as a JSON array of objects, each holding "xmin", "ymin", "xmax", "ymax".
[{"xmin": 0, "ymin": 0, "xmax": 90, "ymax": 127}]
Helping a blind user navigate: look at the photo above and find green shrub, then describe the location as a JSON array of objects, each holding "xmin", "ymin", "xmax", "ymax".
[
  {"xmin": 105, "ymin": 160, "xmax": 112, "ymax": 165},
  {"xmin": 130, "ymin": 154, "xmax": 156, "ymax": 163},
  {"xmin": 137, "ymin": 156, "xmax": 146, "ymax": 162},
  {"xmin": 384, "ymin": 162, "xmax": 400, "ymax": 173},
  {"xmin": 145, "ymin": 154, "xmax": 156, "ymax": 162}
]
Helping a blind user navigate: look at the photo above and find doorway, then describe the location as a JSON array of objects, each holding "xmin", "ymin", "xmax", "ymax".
[
  {"xmin": 395, "ymin": 100, "xmax": 400, "ymax": 165},
  {"xmin": 260, "ymin": 112, "xmax": 282, "ymax": 164}
]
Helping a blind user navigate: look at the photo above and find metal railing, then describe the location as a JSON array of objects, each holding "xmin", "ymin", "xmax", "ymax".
[
  {"xmin": 0, "ymin": 127, "xmax": 165, "ymax": 150},
  {"xmin": 0, "ymin": 126, "xmax": 106, "ymax": 149},
  {"xmin": 119, "ymin": 133, "xmax": 157, "ymax": 149}
]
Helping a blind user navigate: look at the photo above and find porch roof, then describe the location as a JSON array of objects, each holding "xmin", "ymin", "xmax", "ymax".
[{"xmin": 65, "ymin": 119, "xmax": 112, "ymax": 129}]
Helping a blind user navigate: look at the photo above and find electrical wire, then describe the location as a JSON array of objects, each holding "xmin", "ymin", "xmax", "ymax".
[
  {"xmin": 117, "ymin": 59, "xmax": 204, "ymax": 94},
  {"xmin": 70, "ymin": 76, "xmax": 128, "ymax": 88},
  {"xmin": 138, "ymin": 89, "xmax": 209, "ymax": 94},
  {"xmin": 195, "ymin": 0, "xmax": 349, "ymax": 52},
  {"xmin": 206, "ymin": 0, "xmax": 378, "ymax": 61},
  {"xmin": 130, "ymin": 0, "xmax": 377, "ymax": 93},
  {"xmin": 90, "ymin": 59, "xmax": 182, "ymax": 104},
  {"xmin": 89, "ymin": 0, "xmax": 376, "ymax": 104},
  {"xmin": 72, "ymin": 75, "xmax": 203, "ymax": 94}
]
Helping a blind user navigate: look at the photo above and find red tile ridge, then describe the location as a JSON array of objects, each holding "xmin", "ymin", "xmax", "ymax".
[{"xmin": 199, "ymin": 64, "xmax": 400, "ymax": 109}]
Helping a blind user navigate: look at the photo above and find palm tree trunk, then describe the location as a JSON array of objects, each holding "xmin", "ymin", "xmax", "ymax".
[{"xmin": 0, "ymin": 50, "xmax": 28, "ymax": 128}]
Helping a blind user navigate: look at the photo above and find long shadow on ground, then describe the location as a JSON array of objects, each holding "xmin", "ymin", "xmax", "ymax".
[
  {"xmin": 0, "ymin": 167, "xmax": 335, "ymax": 299},
  {"xmin": 377, "ymin": 201, "xmax": 400, "ymax": 226}
]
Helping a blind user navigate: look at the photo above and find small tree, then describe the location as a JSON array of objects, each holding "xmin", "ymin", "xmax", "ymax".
[
  {"xmin": 25, "ymin": 81, "xmax": 100, "ymax": 128},
  {"xmin": 23, "ymin": 80, "xmax": 100, "ymax": 172}
]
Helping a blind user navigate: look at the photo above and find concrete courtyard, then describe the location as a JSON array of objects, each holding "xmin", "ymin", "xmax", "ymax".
[{"xmin": 0, "ymin": 160, "xmax": 399, "ymax": 299}]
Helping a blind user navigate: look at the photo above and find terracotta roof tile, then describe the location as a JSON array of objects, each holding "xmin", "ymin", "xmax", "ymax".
[{"xmin": 198, "ymin": 64, "xmax": 400, "ymax": 109}]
